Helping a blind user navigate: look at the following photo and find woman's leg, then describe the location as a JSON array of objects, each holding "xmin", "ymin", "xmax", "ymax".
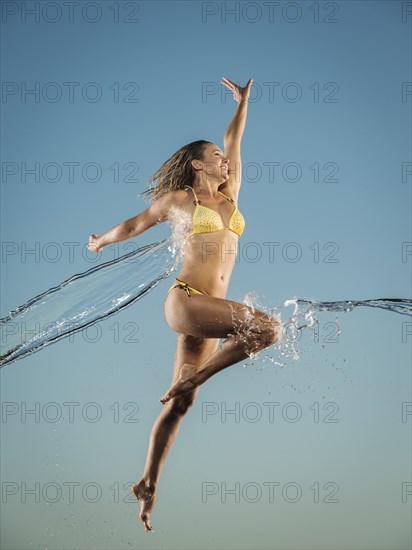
[
  {"xmin": 133, "ymin": 288, "xmax": 281, "ymax": 531},
  {"xmin": 132, "ymin": 333, "xmax": 219, "ymax": 531},
  {"xmin": 160, "ymin": 289, "xmax": 282, "ymax": 403}
]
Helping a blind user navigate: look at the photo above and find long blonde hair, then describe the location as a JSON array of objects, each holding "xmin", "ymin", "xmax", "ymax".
[{"xmin": 140, "ymin": 140, "xmax": 212, "ymax": 203}]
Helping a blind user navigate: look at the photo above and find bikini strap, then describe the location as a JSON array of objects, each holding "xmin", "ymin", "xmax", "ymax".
[
  {"xmin": 184, "ymin": 185, "xmax": 200, "ymax": 205},
  {"xmin": 218, "ymin": 190, "xmax": 236, "ymax": 205},
  {"xmin": 186, "ymin": 186, "xmax": 235, "ymax": 206}
]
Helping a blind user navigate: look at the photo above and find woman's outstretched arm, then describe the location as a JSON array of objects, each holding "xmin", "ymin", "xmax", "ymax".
[
  {"xmin": 87, "ymin": 190, "xmax": 187, "ymax": 252},
  {"xmin": 221, "ymin": 77, "xmax": 253, "ymax": 201}
]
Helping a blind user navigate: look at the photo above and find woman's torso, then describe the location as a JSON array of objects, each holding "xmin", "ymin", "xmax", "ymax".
[{"xmin": 170, "ymin": 186, "xmax": 245, "ymax": 298}]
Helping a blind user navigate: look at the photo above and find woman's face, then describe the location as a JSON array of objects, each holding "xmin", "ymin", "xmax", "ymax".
[{"xmin": 193, "ymin": 143, "xmax": 229, "ymax": 182}]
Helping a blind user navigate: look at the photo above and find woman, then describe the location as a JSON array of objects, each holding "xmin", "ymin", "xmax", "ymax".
[{"xmin": 87, "ymin": 76, "xmax": 282, "ymax": 531}]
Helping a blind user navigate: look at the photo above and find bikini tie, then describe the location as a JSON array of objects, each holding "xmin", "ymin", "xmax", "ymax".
[{"xmin": 178, "ymin": 281, "xmax": 192, "ymax": 297}]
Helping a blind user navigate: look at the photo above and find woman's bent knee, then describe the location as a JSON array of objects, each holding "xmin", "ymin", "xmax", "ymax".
[{"xmin": 259, "ymin": 318, "xmax": 282, "ymax": 348}]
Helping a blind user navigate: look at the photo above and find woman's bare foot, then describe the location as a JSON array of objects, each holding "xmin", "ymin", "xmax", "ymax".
[
  {"xmin": 131, "ymin": 479, "xmax": 157, "ymax": 532},
  {"xmin": 160, "ymin": 363, "xmax": 199, "ymax": 404}
]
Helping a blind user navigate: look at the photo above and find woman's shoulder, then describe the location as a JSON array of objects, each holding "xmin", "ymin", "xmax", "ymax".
[
  {"xmin": 147, "ymin": 187, "xmax": 192, "ymax": 223},
  {"xmin": 152, "ymin": 187, "xmax": 192, "ymax": 210},
  {"xmin": 173, "ymin": 186, "xmax": 192, "ymax": 196},
  {"xmin": 167, "ymin": 187, "xmax": 192, "ymax": 204}
]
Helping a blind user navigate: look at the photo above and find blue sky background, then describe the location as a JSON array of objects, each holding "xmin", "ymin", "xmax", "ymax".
[{"xmin": 1, "ymin": 1, "xmax": 411, "ymax": 548}]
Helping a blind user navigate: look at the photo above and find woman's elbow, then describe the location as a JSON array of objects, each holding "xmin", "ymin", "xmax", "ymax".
[{"xmin": 129, "ymin": 210, "xmax": 160, "ymax": 238}]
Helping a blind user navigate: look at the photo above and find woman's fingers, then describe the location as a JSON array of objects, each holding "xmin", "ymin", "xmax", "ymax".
[
  {"xmin": 221, "ymin": 77, "xmax": 254, "ymax": 94},
  {"xmin": 222, "ymin": 76, "xmax": 236, "ymax": 87},
  {"xmin": 221, "ymin": 78, "xmax": 234, "ymax": 91},
  {"xmin": 221, "ymin": 76, "xmax": 235, "ymax": 88},
  {"xmin": 221, "ymin": 77, "xmax": 253, "ymax": 103},
  {"xmin": 87, "ymin": 234, "xmax": 102, "ymax": 252}
]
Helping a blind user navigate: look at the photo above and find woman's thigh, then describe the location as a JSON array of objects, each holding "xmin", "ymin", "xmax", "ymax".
[{"xmin": 164, "ymin": 287, "xmax": 275, "ymax": 339}]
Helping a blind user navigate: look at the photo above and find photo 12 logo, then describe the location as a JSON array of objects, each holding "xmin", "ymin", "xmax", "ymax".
[{"xmin": 1, "ymin": 2, "xmax": 140, "ymax": 24}]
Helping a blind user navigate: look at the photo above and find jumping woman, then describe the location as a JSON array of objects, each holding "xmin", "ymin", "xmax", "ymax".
[{"xmin": 87, "ymin": 76, "xmax": 282, "ymax": 531}]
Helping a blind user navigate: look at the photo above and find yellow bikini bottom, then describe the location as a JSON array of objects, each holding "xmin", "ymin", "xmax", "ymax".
[{"xmin": 165, "ymin": 278, "xmax": 204, "ymax": 302}]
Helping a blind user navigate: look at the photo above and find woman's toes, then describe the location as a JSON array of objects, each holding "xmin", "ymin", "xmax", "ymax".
[
  {"xmin": 159, "ymin": 364, "xmax": 200, "ymax": 405},
  {"xmin": 141, "ymin": 514, "xmax": 152, "ymax": 532},
  {"xmin": 132, "ymin": 480, "xmax": 156, "ymax": 531},
  {"xmin": 159, "ymin": 393, "xmax": 171, "ymax": 404}
]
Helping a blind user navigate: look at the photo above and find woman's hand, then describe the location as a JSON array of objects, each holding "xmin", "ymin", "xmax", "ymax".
[
  {"xmin": 221, "ymin": 77, "xmax": 253, "ymax": 103},
  {"xmin": 87, "ymin": 234, "xmax": 104, "ymax": 253}
]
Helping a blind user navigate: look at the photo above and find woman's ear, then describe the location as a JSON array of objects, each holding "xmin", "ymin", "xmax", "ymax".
[{"xmin": 191, "ymin": 159, "xmax": 202, "ymax": 171}]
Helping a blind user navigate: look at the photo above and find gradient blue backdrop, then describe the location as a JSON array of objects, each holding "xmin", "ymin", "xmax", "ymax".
[{"xmin": 1, "ymin": 1, "xmax": 411, "ymax": 549}]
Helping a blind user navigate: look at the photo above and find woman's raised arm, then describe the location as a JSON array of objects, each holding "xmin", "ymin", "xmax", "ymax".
[
  {"xmin": 222, "ymin": 77, "xmax": 253, "ymax": 142},
  {"xmin": 220, "ymin": 77, "xmax": 253, "ymax": 201}
]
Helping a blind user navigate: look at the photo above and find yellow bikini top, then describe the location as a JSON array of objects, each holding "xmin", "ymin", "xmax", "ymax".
[{"xmin": 184, "ymin": 185, "xmax": 245, "ymax": 241}]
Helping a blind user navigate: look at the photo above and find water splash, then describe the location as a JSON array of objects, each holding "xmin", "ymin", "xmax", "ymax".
[
  {"xmin": 237, "ymin": 295, "xmax": 412, "ymax": 370},
  {"xmin": 0, "ymin": 212, "xmax": 193, "ymax": 369},
  {"xmin": 0, "ymin": 237, "xmax": 179, "ymax": 368},
  {"xmin": 1, "ymin": 221, "xmax": 410, "ymax": 370},
  {"xmin": 280, "ymin": 297, "xmax": 411, "ymax": 363},
  {"xmin": 285, "ymin": 297, "xmax": 412, "ymax": 317}
]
